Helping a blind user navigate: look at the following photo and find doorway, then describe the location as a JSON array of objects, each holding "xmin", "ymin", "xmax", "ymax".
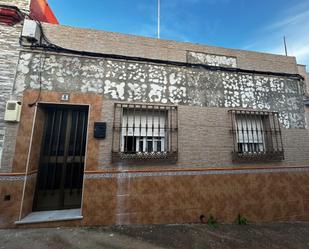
[{"xmin": 33, "ymin": 104, "xmax": 89, "ymax": 211}]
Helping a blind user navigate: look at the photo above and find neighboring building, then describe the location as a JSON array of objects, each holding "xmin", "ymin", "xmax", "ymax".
[
  {"xmin": 0, "ymin": 0, "xmax": 58, "ymax": 172},
  {"xmin": 0, "ymin": 0, "xmax": 309, "ymax": 228}
]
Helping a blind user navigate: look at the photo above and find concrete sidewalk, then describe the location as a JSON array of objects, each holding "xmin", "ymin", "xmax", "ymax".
[{"xmin": 1, "ymin": 223, "xmax": 309, "ymax": 249}]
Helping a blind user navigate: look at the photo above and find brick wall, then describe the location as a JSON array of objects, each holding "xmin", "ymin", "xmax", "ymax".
[
  {"xmin": 98, "ymin": 100, "xmax": 309, "ymax": 170},
  {"xmin": 41, "ymin": 23, "xmax": 299, "ymax": 74}
]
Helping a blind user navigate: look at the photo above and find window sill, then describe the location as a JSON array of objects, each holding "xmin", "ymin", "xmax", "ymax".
[
  {"xmin": 232, "ymin": 151, "xmax": 284, "ymax": 162},
  {"xmin": 112, "ymin": 151, "xmax": 178, "ymax": 165}
]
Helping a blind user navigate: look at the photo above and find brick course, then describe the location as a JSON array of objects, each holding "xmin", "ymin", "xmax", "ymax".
[{"xmin": 41, "ymin": 23, "xmax": 299, "ymax": 74}]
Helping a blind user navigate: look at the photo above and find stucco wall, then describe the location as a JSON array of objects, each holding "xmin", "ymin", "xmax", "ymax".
[
  {"xmin": 297, "ymin": 65, "xmax": 309, "ymax": 132},
  {"xmin": 15, "ymin": 51, "xmax": 305, "ymax": 130}
]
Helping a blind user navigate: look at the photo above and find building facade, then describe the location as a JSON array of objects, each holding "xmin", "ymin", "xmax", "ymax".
[{"xmin": 1, "ymin": 1, "xmax": 309, "ymax": 228}]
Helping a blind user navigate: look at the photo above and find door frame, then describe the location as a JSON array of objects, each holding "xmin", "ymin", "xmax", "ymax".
[{"xmin": 32, "ymin": 102, "xmax": 91, "ymax": 212}]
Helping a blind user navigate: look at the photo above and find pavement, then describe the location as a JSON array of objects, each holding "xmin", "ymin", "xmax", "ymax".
[{"xmin": 1, "ymin": 222, "xmax": 309, "ymax": 249}]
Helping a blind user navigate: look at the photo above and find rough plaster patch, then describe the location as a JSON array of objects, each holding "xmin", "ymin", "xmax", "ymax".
[
  {"xmin": 148, "ymin": 65, "xmax": 168, "ymax": 84},
  {"xmin": 127, "ymin": 82, "xmax": 147, "ymax": 101},
  {"xmin": 187, "ymin": 51, "xmax": 237, "ymax": 68},
  {"xmin": 15, "ymin": 52, "xmax": 306, "ymax": 128},
  {"xmin": 104, "ymin": 80, "xmax": 125, "ymax": 100},
  {"xmin": 106, "ymin": 60, "xmax": 127, "ymax": 80},
  {"xmin": 169, "ymin": 86, "xmax": 187, "ymax": 104},
  {"xmin": 127, "ymin": 63, "xmax": 146, "ymax": 82},
  {"xmin": 149, "ymin": 84, "xmax": 165, "ymax": 102}
]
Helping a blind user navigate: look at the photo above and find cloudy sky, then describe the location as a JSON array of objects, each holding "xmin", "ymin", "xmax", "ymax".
[{"xmin": 49, "ymin": 0, "xmax": 309, "ymax": 67}]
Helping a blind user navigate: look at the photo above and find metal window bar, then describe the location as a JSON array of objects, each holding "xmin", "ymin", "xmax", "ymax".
[
  {"xmin": 228, "ymin": 109, "xmax": 284, "ymax": 162},
  {"xmin": 146, "ymin": 104, "xmax": 148, "ymax": 152},
  {"xmin": 271, "ymin": 113, "xmax": 278, "ymax": 150},
  {"xmin": 266, "ymin": 113, "xmax": 273, "ymax": 152},
  {"xmin": 240, "ymin": 111, "xmax": 245, "ymax": 153},
  {"xmin": 244, "ymin": 110, "xmax": 250, "ymax": 152},
  {"xmin": 170, "ymin": 106, "xmax": 173, "ymax": 152},
  {"xmin": 249, "ymin": 111, "xmax": 255, "ymax": 152},
  {"xmin": 112, "ymin": 103, "xmax": 178, "ymax": 162},
  {"xmin": 152, "ymin": 105, "xmax": 154, "ymax": 152},
  {"xmin": 259, "ymin": 111, "xmax": 266, "ymax": 152},
  {"xmin": 165, "ymin": 106, "xmax": 168, "ymax": 152}
]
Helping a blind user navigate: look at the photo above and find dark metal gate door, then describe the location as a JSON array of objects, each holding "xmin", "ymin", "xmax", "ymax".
[{"xmin": 33, "ymin": 105, "xmax": 88, "ymax": 211}]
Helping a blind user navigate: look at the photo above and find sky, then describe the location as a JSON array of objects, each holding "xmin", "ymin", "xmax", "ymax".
[{"xmin": 48, "ymin": 0, "xmax": 309, "ymax": 68}]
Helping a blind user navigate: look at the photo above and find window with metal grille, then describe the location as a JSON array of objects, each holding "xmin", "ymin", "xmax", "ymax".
[
  {"xmin": 229, "ymin": 110, "xmax": 284, "ymax": 162},
  {"xmin": 112, "ymin": 103, "xmax": 178, "ymax": 164}
]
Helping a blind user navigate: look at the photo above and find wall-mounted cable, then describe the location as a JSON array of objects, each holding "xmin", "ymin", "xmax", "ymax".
[
  {"xmin": 14, "ymin": 5, "xmax": 306, "ymax": 92},
  {"xmin": 28, "ymin": 48, "xmax": 46, "ymax": 107}
]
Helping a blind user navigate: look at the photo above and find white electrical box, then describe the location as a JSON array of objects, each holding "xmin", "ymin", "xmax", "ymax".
[
  {"xmin": 21, "ymin": 19, "xmax": 41, "ymax": 44},
  {"xmin": 4, "ymin": 101, "xmax": 22, "ymax": 122}
]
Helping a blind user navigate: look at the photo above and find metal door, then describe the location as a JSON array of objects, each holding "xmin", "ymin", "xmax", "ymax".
[{"xmin": 33, "ymin": 104, "xmax": 88, "ymax": 211}]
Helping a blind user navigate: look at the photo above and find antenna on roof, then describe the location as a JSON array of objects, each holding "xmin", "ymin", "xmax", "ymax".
[
  {"xmin": 283, "ymin": 36, "xmax": 288, "ymax": 56},
  {"xmin": 157, "ymin": 0, "xmax": 160, "ymax": 39}
]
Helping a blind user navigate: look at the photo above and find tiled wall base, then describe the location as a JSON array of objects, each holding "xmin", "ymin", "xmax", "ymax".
[
  {"xmin": 81, "ymin": 169, "xmax": 309, "ymax": 226},
  {"xmin": 0, "ymin": 180, "xmax": 23, "ymax": 228},
  {"xmin": 1, "ymin": 169, "xmax": 309, "ymax": 228}
]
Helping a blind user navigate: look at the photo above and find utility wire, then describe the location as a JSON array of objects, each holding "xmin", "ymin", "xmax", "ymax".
[{"xmin": 4, "ymin": 4, "xmax": 304, "ymax": 87}]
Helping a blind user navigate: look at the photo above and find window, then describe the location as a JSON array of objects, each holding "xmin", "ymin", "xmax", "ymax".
[
  {"xmin": 229, "ymin": 110, "xmax": 284, "ymax": 161},
  {"xmin": 112, "ymin": 103, "xmax": 178, "ymax": 164}
]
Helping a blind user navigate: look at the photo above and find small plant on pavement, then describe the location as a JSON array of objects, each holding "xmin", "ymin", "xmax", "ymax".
[
  {"xmin": 235, "ymin": 214, "xmax": 249, "ymax": 225},
  {"xmin": 207, "ymin": 215, "xmax": 219, "ymax": 228}
]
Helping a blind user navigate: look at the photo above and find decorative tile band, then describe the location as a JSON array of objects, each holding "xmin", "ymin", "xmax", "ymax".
[
  {"xmin": 2, "ymin": 167, "xmax": 308, "ymax": 181},
  {"xmin": 187, "ymin": 51, "xmax": 237, "ymax": 68},
  {"xmin": 0, "ymin": 175, "xmax": 25, "ymax": 181},
  {"xmin": 84, "ymin": 167, "xmax": 309, "ymax": 179},
  {"xmin": 0, "ymin": 173, "xmax": 37, "ymax": 182}
]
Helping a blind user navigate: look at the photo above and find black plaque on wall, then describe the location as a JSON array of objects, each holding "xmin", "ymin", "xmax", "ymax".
[{"xmin": 94, "ymin": 122, "xmax": 106, "ymax": 139}]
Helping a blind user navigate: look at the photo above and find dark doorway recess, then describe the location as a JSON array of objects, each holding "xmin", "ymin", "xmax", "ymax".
[{"xmin": 33, "ymin": 104, "xmax": 89, "ymax": 211}]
